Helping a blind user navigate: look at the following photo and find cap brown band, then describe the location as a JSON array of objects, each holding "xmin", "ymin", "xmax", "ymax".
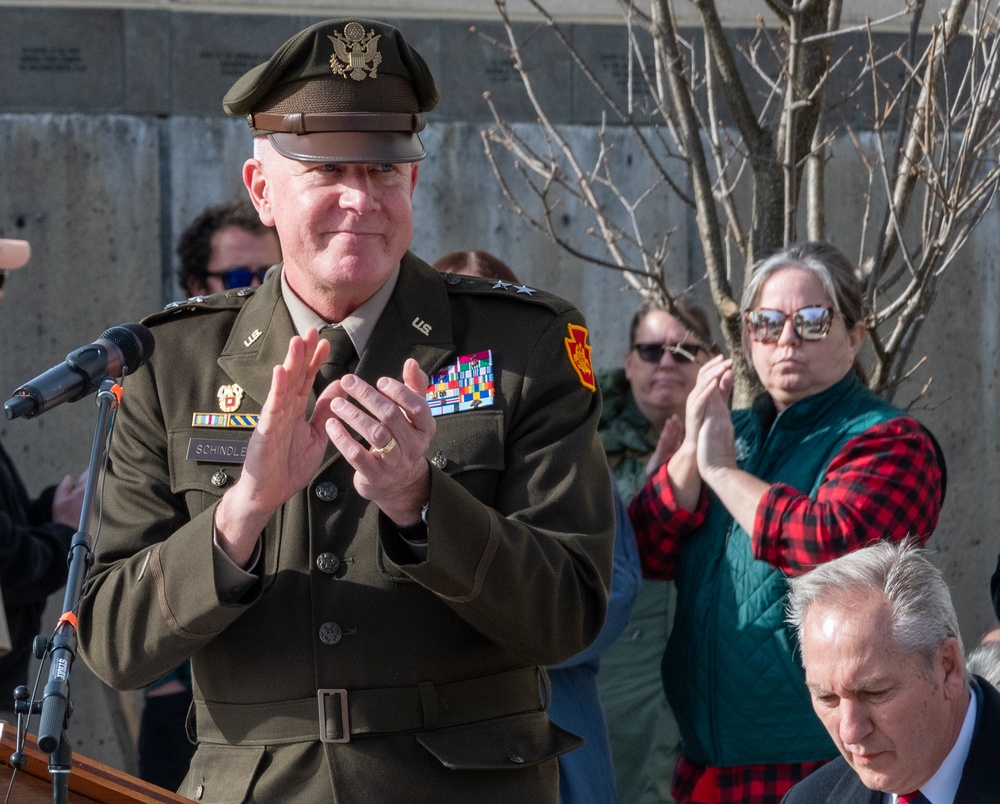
[{"xmin": 250, "ymin": 111, "xmax": 426, "ymax": 135}]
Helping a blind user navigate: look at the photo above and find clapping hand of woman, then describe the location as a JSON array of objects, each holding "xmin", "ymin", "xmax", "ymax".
[{"xmin": 664, "ymin": 355, "xmax": 731, "ymax": 511}]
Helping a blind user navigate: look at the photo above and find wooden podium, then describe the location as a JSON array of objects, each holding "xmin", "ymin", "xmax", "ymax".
[{"xmin": 0, "ymin": 721, "xmax": 193, "ymax": 803}]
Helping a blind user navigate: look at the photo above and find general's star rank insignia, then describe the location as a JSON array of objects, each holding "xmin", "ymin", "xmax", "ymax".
[
  {"xmin": 217, "ymin": 383, "xmax": 245, "ymax": 413},
  {"xmin": 564, "ymin": 324, "xmax": 596, "ymax": 392}
]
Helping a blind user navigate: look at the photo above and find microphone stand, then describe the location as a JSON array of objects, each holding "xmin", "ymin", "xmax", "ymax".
[{"xmin": 26, "ymin": 378, "xmax": 122, "ymax": 804}]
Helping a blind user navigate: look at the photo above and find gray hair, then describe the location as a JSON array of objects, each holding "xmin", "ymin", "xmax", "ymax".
[
  {"xmin": 787, "ymin": 540, "xmax": 965, "ymax": 677},
  {"xmin": 967, "ymin": 639, "xmax": 1000, "ymax": 688},
  {"xmin": 740, "ymin": 241, "xmax": 866, "ymax": 330}
]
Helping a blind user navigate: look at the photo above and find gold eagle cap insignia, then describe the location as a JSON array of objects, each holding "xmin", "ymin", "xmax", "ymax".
[{"xmin": 328, "ymin": 22, "xmax": 382, "ymax": 82}]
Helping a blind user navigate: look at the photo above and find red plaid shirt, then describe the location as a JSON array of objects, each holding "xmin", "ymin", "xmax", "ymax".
[
  {"xmin": 628, "ymin": 416, "xmax": 943, "ymax": 804},
  {"xmin": 630, "ymin": 417, "xmax": 943, "ymax": 580},
  {"xmin": 671, "ymin": 755, "xmax": 829, "ymax": 804}
]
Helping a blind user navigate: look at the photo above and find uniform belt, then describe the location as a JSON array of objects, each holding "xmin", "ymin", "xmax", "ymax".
[{"xmin": 193, "ymin": 666, "xmax": 549, "ymax": 746}]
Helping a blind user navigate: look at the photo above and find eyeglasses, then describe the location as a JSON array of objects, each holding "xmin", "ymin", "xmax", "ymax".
[
  {"xmin": 213, "ymin": 265, "xmax": 271, "ymax": 290},
  {"xmin": 745, "ymin": 306, "xmax": 835, "ymax": 343},
  {"xmin": 633, "ymin": 342, "xmax": 701, "ymax": 364}
]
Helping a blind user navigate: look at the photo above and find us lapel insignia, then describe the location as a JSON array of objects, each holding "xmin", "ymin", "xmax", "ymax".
[
  {"xmin": 425, "ymin": 350, "xmax": 495, "ymax": 417},
  {"xmin": 218, "ymin": 383, "xmax": 244, "ymax": 413},
  {"xmin": 564, "ymin": 324, "xmax": 596, "ymax": 392}
]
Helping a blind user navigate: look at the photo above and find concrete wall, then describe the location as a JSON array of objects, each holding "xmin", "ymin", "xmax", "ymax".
[
  {"xmin": 0, "ymin": 2, "xmax": 997, "ymax": 782},
  {"xmin": 0, "ymin": 0, "xmax": 960, "ymax": 27}
]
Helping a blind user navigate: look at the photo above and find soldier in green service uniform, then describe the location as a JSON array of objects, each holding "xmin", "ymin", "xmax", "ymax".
[{"xmin": 77, "ymin": 17, "xmax": 614, "ymax": 804}]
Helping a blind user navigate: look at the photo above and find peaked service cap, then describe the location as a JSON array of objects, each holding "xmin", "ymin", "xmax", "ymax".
[{"xmin": 223, "ymin": 18, "xmax": 438, "ymax": 164}]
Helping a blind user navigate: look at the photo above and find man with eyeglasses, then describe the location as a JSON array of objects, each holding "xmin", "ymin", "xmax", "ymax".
[{"xmin": 176, "ymin": 199, "xmax": 282, "ymax": 296}]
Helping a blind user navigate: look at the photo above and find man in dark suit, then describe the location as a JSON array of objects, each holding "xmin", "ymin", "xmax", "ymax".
[
  {"xmin": 783, "ymin": 540, "xmax": 1000, "ymax": 804},
  {"xmin": 77, "ymin": 16, "xmax": 614, "ymax": 803}
]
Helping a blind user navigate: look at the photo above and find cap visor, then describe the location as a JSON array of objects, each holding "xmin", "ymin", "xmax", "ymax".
[
  {"xmin": 268, "ymin": 131, "xmax": 425, "ymax": 164},
  {"xmin": 0, "ymin": 239, "xmax": 30, "ymax": 270}
]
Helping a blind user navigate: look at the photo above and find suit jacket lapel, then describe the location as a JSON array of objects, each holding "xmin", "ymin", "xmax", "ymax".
[{"xmin": 955, "ymin": 677, "xmax": 1000, "ymax": 801}]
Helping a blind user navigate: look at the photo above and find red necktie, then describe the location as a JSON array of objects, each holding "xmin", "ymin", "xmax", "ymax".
[{"xmin": 899, "ymin": 793, "xmax": 929, "ymax": 804}]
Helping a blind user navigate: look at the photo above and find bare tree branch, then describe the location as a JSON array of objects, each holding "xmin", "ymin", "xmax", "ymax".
[{"xmin": 484, "ymin": 0, "xmax": 1000, "ymax": 405}]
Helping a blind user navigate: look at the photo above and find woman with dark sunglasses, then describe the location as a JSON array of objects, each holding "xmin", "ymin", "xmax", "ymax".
[{"xmin": 628, "ymin": 241, "xmax": 946, "ymax": 804}]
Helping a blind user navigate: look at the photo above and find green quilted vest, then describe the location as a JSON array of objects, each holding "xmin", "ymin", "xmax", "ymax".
[{"xmin": 665, "ymin": 372, "xmax": 902, "ymax": 766}]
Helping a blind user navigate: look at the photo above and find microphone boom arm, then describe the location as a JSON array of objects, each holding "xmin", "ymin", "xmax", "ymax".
[{"xmin": 34, "ymin": 378, "xmax": 122, "ymax": 803}]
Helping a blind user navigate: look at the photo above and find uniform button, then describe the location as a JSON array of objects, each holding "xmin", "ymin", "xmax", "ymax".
[
  {"xmin": 319, "ymin": 622, "xmax": 343, "ymax": 645},
  {"xmin": 444, "ymin": 272, "xmax": 461, "ymax": 285},
  {"xmin": 211, "ymin": 469, "xmax": 229, "ymax": 488},
  {"xmin": 431, "ymin": 450, "xmax": 448, "ymax": 469},
  {"xmin": 506, "ymin": 751, "xmax": 524, "ymax": 764},
  {"xmin": 316, "ymin": 552, "xmax": 341, "ymax": 574},
  {"xmin": 315, "ymin": 481, "xmax": 339, "ymax": 502},
  {"xmin": 195, "ymin": 783, "xmax": 205, "ymax": 799}
]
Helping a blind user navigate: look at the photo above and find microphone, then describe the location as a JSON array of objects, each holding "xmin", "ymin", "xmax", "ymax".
[{"xmin": 4, "ymin": 323, "xmax": 155, "ymax": 420}]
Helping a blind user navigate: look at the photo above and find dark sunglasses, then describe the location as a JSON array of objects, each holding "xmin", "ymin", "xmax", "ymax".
[
  {"xmin": 633, "ymin": 342, "xmax": 701, "ymax": 364},
  {"xmin": 214, "ymin": 265, "xmax": 271, "ymax": 290},
  {"xmin": 745, "ymin": 306, "xmax": 835, "ymax": 343}
]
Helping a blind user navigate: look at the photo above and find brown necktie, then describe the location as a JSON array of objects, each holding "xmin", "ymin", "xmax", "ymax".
[{"xmin": 316, "ymin": 327, "xmax": 357, "ymax": 390}]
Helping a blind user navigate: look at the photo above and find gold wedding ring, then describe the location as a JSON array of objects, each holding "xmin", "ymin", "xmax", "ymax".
[{"xmin": 371, "ymin": 436, "xmax": 397, "ymax": 457}]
